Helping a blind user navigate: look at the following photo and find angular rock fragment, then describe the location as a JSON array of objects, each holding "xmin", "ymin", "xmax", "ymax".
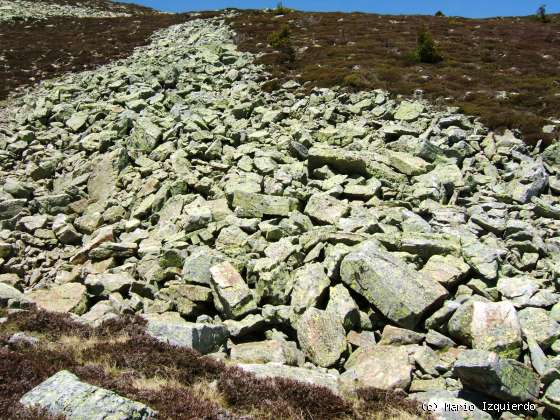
[
  {"xmin": 20, "ymin": 370, "xmax": 156, "ymax": 419},
  {"xmin": 518, "ymin": 307, "xmax": 560, "ymax": 349},
  {"xmin": 341, "ymin": 240, "xmax": 448, "ymax": 328},
  {"xmin": 326, "ymin": 284, "xmax": 360, "ymax": 331},
  {"xmin": 237, "ymin": 363, "xmax": 341, "ymax": 394},
  {"xmin": 232, "ymin": 191, "xmax": 298, "ymax": 217},
  {"xmin": 297, "ymin": 307, "xmax": 346, "ymax": 368},
  {"xmin": 230, "ymin": 339, "xmax": 304, "ymax": 366},
  {"xmin": 448, "ymin": 300, "xmax": 522, "ymax": 358},
  {"xmin": 453, "ymin": 349, "xmax": 539, "ymax": 402},
  {"xmin": 308, "ymin": 146, "xmax": 369, "ymax": 176},
  {"xmin": 410, "ymin": 390, "xmax": 491, "ymax": 420},
  {"xmin": 143, "ymin": 312, "xmax": 228, "ymax": 354},
  {"xmin": 304, "ymin": 193, "xmax": 349, "ymax": 225},
  {"xmin": 290, "ymin": 263, "xmax": 330, "ymax": 312},
  {"xmin": 209, "ymin": 261, "xmax": 256, "ymax": 319},
  {"xmin": 340, "ymin": 345, "xmax": 413, "ymax": 391},
  {"xmin": 0, "ymin": 282, "xmax": 31, "ymax": 307},
  {"xmin": 420, "ymin": 254, "xmax": 470, "ymax": 288},
  {"xmin": 26, "ymin": 283, "xmax": 88, "ymax": 315}
]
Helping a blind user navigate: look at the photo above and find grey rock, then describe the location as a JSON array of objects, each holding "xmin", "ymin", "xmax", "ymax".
[
  {"xmin": 340, "ymin": 240, "xmax": 448, "ymax": 329},
  {"xmin": 448, "ymin": 300, "xmax": 522, "ymax": 359},
  {"xmin": 518, "ymin": 307, "xmax": 560, "ymax": 349},
  {"xmin": 410, "ymin": 390, "xmax": 492, "ymax": 420},
  {"xmin": 297, "ymin": 307, "xmax": 346, "ymax": 368},
  {"xmin": 453, "ymin": 349, "xmax": 539, "ymax": 402},
  {"xmin": 340, "ymin": 345, "xmax": 413, "ymax": 391},
  {"xmin": 290, "ymin": 263, "xmax": 330, "ymax": 312},
  {"xmin": 143, "ymin": 312, "xmax": 228, "ymax": 354},
  {"xmin": 20, "ymin": 370, "xmax": 155, "ymax": 419},
  {"xmin": 26, "ymin": 283, "xmax": 88, "ymax": 315},
  {"xmin": 230, "ymin": 339, "xmax": 304, "ymax": 366},
  {"xmin": 379, "ymin": 325, "xmax": 424, "ymax": 345},
  {"xmin": 304, "ymin": 193, "xmax": 349, "ymax": 225},
  {"xmin": 209, "ymin": 261, "xmax": 257, "ymax": 319}
]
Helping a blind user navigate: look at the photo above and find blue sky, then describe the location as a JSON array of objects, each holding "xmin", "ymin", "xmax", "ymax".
[{"xmin": 120, "ymin": 0, "xmax": 560, "ymax": 18}]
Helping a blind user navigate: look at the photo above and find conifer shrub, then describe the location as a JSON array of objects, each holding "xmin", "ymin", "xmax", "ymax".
[
  {"xmin": 268, "ymin": 24, "xmax": 295, "ymax": 63},
  {"xmin": 413, "ymin": 27, "xmax": 443, "ymax": 63},
  {"xmin": 275, "ymin": 1, "xmax": 293, "ymax": 15},
  {"xmin": 536, "ymin": 5, "xmax": 549, "ymax": 23}
]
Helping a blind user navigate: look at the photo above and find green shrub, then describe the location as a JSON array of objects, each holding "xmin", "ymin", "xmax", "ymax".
[
  {"xmin": 413, "ymin": 28, "xmax": 443, "ymax": 63},
  {"xmin": 268, "ymin": 24, "xmax": 295, "ymax": 63},
  {"xmin": 342, "ymin": 72, "xmax": 372, "ymax": 90},
  {"xmin": 274, "ymin": 1, "xmax": 293, "ymax": 15},
  {"xmin": 435, "ymin": 10, "xmax": 445, "ymax": 17},
  {"xmin": 536, "ymin": 4, "xmax": 549, "ymax": 23}
]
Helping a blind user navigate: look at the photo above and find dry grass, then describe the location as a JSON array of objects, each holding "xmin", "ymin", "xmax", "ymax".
[
  {"xmin": 227, "ymin": 10, "xmax": 560, "ymax": 146},
  {"xmin": 0, "ymin": 308, "xmax": 431, "ymax": 420}
]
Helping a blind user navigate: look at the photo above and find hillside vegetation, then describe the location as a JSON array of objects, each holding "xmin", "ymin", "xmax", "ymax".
[{"xmin": 227, "ymin": 9, "xmax": 560, "ymax": 145}]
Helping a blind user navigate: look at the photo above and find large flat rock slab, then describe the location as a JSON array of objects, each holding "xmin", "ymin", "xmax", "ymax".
[
  {"xmin": 340, "ymin": 240, "xmax": 448, "ymax": 328},
  {"xmin": 143, "ymin": 312, "xmax": 228, "ymax": 354},
  {"xmin": 26, "ymin": 283, "xmax": 88, "ymax": 315},
  {"xmin": 20, "ymin": 370, "xmax": 156, "ymax": 419}
]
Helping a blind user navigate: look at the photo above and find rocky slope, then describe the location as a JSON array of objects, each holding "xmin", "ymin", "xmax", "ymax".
[
  {"xmin": 1, "ymin": 12, "xmax": 560, "ymax": 419},
  {"xmin": 0, "ymin": 0, "xmax": 153, "ymax": 22}
]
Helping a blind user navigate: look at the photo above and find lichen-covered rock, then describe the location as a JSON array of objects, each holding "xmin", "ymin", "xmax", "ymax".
[
  {"xmin": 230, "ymin": 339, "xmax": 304, "ymax": 366},
  {"xmin": 0, "ymin": 282, "xmax": 30, "ymax": 307},
  {"xmin": 448, "ymin": 300, "xmax": 522, "ymax": 358},
  {"xmin": 143, "ymin": 312, "xmax": 228, "ymax": 354},
  {"xmin": 410, "ymin": 390, "xmax": 492, "ymax": 420},
  {"xmin": 290, "ymin": 263, "xmax": 330, "ymax": 312},
  {"xmin": 340, "ymin": 345, "xmax": 413, "ymax": 391},
  {"xmin": 518, "ymin": 307, "xmax": 560, "ymax": 349},
  {"xmin": 20, "ymin": 370, "xmax": 156, "ymax": 419},
  {"xmin": 180, "ymin": 245, "xmax": 223, "ymax": 280},
  {"xmin": 543, "ymin": 380, "xmax": 560, "ymax": 417},
  {"xmin": 379, "ymin": 325, "xmax": 424, "ymax": 345},
  {"xmin": 209, "ymin": 261, "xmax": 256, "ymax": 319},
  {"xmin": 453, "ymin": 349, "xmax": 540, "ymax": 402},
  {"xmin": 232, "ymin": 191, "xmax": 298, "ymax": 217},
  {"xmin": 26, "ymin": 283, "xmax": 88, "ymax": 315},
  {"xmin": 304, "ymin": 193, "xmax": 349, "ymax": 225},
  {"xmin": 420, "ymin": 255, "xmax": 470, "ymax": 288},
  {"xmin": 394, "ymin": 101, "xmax": 424, "ymax": 121},
  {"xmin": 297, "ymin": 307, "xmax": 346, "ymax": 368},
  {"xmin": 340, "ymin": 240, "xmax": 448, "ymax": 329},
  {"xmin": 326, "ymin": 284, "xmax": 360, "ymax": 331}
]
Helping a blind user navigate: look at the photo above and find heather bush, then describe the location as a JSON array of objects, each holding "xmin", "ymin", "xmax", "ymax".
[{"xmin": 343, "ymin": 72, "xmax": 372, "ymax": 90}]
